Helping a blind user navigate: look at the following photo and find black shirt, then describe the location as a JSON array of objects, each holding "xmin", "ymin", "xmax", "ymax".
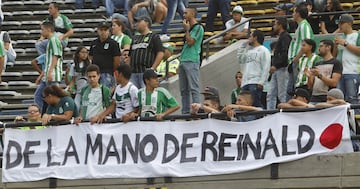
[
  {"xmin": 272, "ymin": 31, "xmax": 292, "ymax": 69},
  {"xmin": 130, "ymin": 32, "xmax": 164, "ymax": 73},
  {"xmin": 320, "ymin": 12, "xmax": 341, "ymax": 33},
  {"xmin": 89, "ymin": 37, "xmax": 121, "ymax": 74}
]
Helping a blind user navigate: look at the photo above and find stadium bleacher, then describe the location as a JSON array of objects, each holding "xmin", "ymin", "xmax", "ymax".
[{"xmin": 0, "ymin": 0, "xmax": 359, "ymax": 122}]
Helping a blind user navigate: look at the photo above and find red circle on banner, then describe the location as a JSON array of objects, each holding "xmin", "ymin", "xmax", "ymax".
[{"xmin": 319, "ymin": 123, "xmax": 343, "ymax": 149}]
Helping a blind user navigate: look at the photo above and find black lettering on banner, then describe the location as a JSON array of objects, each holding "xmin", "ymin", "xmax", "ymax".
[
  {"xmin": 122, "ymin": 134, "xmax": 140, "ymax": 163},
  {"xmin": 103, "ymin": 136, "xmax": 120, "ymax": 164},
  {"xmin": 218, "ymin": 133, "xmax": 236, "ymax": 161},
  {"xmin": 242, "ymin": 133, "xmax": 261, "ymax": 160},
  {"xmin": 180, "ymin": 133, "xmax": 198, "ymax": 163},
  {"xmin": 23, "ymin": 141, "xmax": 41, "ymax": 168},
  {"xmin": 297, "ymin": 125, "xmax": 315, "ymax": 154},
  {"xmin": 261, "ymin": 129, "xmax": 280, "ymax": 159},
  {"xmin": 5, "ymin": 140, "xmax": 22, "ymax": 169},
  {"xmin": 62, "ymin": 136, "xmax": 80, "ymax": 165},
  {"xmin": 162, "ymin": 134, "xmax": 180, "ymax": 163},
  {"xmin": 85, "ymin": 134, "xmax": 103, "ymax": 165},
  {"xmin": 282, "ymin": 125, "xmax": 296, "ymax": 156},
  {"xmin": 47, "ymin": 139, "xmax": 61, "ymax": 167},
  {"xmin": 236, "ymin": 135, "xmax": 244, "ymax": 160},
  {"xmin": 201, "ymin": 131, "xmax": 218, "ymax": 161},
  {"xmin": 139, "ymin": 134, "xmax": 158, "ymax": 163}
]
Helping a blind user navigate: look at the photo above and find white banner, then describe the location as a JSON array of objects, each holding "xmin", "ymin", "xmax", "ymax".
[{"xmin": 2, "ymin": 106, "xmax": 353, "ymax": 182}]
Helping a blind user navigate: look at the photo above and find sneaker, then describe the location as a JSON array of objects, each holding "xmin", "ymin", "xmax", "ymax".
[{"xmin": 160, "ymin": 34, "xmax": 170, "ymax": 42}]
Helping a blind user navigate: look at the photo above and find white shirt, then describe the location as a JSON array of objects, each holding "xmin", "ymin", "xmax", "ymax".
[
  {"xmin": 225, "ymin": 17, "xmax": 249, "ymax": 32},
  {"xmin": 112, "ymin": 82, "xmax": 139, "ymax": 118},
  {"xmin": 337, "ymin": 32, "xmax": 360, "ymax": 74}
]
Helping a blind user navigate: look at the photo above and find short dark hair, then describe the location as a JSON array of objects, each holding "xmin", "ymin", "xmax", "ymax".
[
  {"xmin": 303, "ymin": 38, "xmax": 316, "ymax": 53},
  {"xmin": 29, "ymin": 104, "xmax": 40, "ymax": 111},
  {"xmin": 238, "ymin": 90, "xmax": 254, "ymax": 105},
  {"xmin": 320, "ymin": 39, "xmax": 334, "ymax": 52},
  {"xmin": 49, "ymin": 2, "xmax": 59, "ymax": 9},
  {"xmin": 112, "ymin": 19, "xmax": 126, "ymax": 32},
  {"xmin": 186, "ymin": 6, "xmax": 198, "ymax": 16},
  {"xmin": 235, "ymin": 71, "xmax": 242, "ymax": 78},
  {"xmin": 295, "ymin": 4, "xmax": 308, "ymax": 19},
  {"xmin": 204, "ymin": 96, "xmax": 220, "ymax": 109},
  {"xmin": 41, "ymin": 21, "xmax": 55, "ymax": 32},
  {"xmin": 252, "ymin": 30, "xmax": 265, "ymax": 45},
  {"xmin": 86, "ymin": 64, "xmax": 100, "ymax": 75},
  {"xmin": 117, "ymin": 64, "xmax": 132, "ymax": 79},
  {"xmin": 275, "ymin": 17, "xmax": 288, "ymax": 30},
  {"xmin": 43, "ymin": 85, "xmax": 68, "ymax": 98}
]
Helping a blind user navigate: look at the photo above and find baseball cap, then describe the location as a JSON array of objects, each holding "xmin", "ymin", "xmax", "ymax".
[
  {"xmin": 274, "ymin": 3, "xmax": 290, "ymax": 11},
  {"xmin": 97, "ymin": 21, "xmax": 110, "ymax": 29},
  {"xmin": 163, "ymin": 43, "xmax": 174, "ymax": 53},
  {"xmin": 327, "ymin": 88, "xmax": 344, "ymax": 100},
  {"xmin": 134, "ymin": 15, "xmax": 152, "ymax": 27},
  {"xmin": 112, "ymin": 13, "xmax": 129, "ymax": 25},
  {"xmin": 143, "ymin": 69, "xmax": 162, "ymax": 80},
  {"xmin": 201, "ymin": 86, "xmax": 219, "ymax": 97},
  {"xmin": 232, "ymin": 6, "xmax": 243, "ymax": 14},
  {"xmin": 339, "ymin": 14, "xmax": 354, "ymax": 24},
  {"xmin": 294, "ymin": 88, "xmax": 311, "ymax": 102}
]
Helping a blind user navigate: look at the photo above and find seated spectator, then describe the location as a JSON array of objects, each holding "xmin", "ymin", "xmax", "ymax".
[
  {"xmin": 223, "ymin": 6, "xmax": 249, "ymax": 43},
  {"xmin": 74, "ymin": 64, "xmax": 112, "ymax": 125},
  {"xmin": 35, "ymin": 2, "xmax": 73, "ymax": 55},
  {"xmin": 230, "ymin": 71, "xmax": 242, "ymax": 104},
  {"xmin": 111, "ymin": 19, "xmax": 132, "ymax": 52},
  {"xmin": 66, "ymin": 46, "xmax": 90, "ymax": 108},
  {"xmin": 222, "ymin": 91, "xmax": 262, "ymax": 122},
  {"xmin": 137, "ymin": 69, "xmax": 179, "ymax": 120},
  {"xmin": 128, "ymin": 0, "xmax": 168, "ymax": 30},
  {"xmin": 294, "ymin": 39, "xmax": 321, "ymax": 90},
  {"xmin": 320, "ymin": 0, "xmax": 343, "ymax": 34},
  {"xmin": 157, "ymin": 43, "xmax": 180, "ymax": 80},
  {"xmin": 95, "ymin": 64, "xmax": 139, "ymax": 123},
  {"xmin": 105, "ymin": 0, "xmax": 129, "ymax": 16},
  {"xmin": 274, "ymin": 3, "xmax": 293, "ymax": 15},
  {"xmin": 278, "ymin": 88, "xmax": 314, "ymax": 109},
  {"xmin": 14, "ymin": 105, "xmax": 45, "ymax": 130},
  {"xmin": 0, "ymin": 30, "xmax": 16, "ymax": 69},
  {"xmin": 41, "ymin": 85, "xmax": 79, "ymax": 125},
  {"xmin": 191, "ymin": 86, "xmax": 221, "ymax": 114},
  {"xmin": 0, "ymin": 39, "xmax": 5, "ymax": 83},
  {"xmin": 305, "ymin": 39, "xmax": 342, "ymax": 104}
]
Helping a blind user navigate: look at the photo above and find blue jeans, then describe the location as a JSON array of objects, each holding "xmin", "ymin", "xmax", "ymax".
[
  {"xmin": 75, "ymin": 0, "xmax": 103, "ymax": 8},
  {"xmin": 35, "ymin": 39, "xmax": 68, "ymax": 55},
  {"xmin": 205, "ymin": 0, "xmax": 231, "ymax": 32},
  {"xmin": 242, "ymin": 84, "xmax": 264, "ymax": 108},
  {"xmin": 267, "ymin": 68, "xmax": 288, "ymax": 110},
  {"xmin": 161, "ymin": 0, "xmax": 186, "ymax": 34},
  {"xmin": 34, "ymin": 80, "xmax": 47, "ymax": 113},
  {"xmin": 179, "ymin": 62, "xmax": 201, "ymax": 114},
  {"xmin": 130, "ymin": 73, "xmax": 145, "ymax": 89},
  {"xmin": 338, "ymin": 74, "xmax": 360, "ymax": 106},
  {"xmin": 105, "ymin": 0, "xmax": 129, "ymax": 16},
  {"xmin": 100, "ymin": 73, "xmax": 116, "ymax": 89}
]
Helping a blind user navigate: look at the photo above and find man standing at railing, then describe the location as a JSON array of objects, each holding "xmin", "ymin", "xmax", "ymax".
[
  {"xmin": 334, "ymin": 14, "xmax": 360, "ymax": 111},
  {"xmin": 179, "ymin": 6, "xmax": 204, "ymax": 114},
  {"xmin": 267, "ymin": 17, "xmax": 292, "ymax": 110},
  {"xmin": 287, "ymin": 4, "xmax": 314, "ymax": 98},
  {"xmin": 240, "ymin": 30, "xmax": 271, "ymax": 108}
]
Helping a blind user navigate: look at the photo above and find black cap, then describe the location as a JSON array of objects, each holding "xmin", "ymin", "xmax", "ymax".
[
  {"xmin": 134, "ymin": 15, "xmax": 152, "ymax": 27},
  {"xmin": 294, "ymin": 88, "xmax": 311, "ymax": 102},
  {"xmin": 201, "ymin": 86, "xmax": 219, "ymax": 97},
  {"xmin": 143, "ymin": 69, "xmax": 162, "ymax": 81},
  {"xmin": 97, "ymin": 21, "xmax": 110, "ymax": 29}
]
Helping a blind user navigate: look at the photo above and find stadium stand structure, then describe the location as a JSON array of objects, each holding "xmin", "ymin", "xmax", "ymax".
[{"xmin": 0, "ymin": 0, "xmax": 359, "ymax": 122}]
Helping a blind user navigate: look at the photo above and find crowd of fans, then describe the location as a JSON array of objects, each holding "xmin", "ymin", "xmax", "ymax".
[{"xmin": 0, "ymin": 1, "xmax": 358, "ymax": 134}]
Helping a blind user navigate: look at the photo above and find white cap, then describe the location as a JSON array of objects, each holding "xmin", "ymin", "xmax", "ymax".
[{"xmin": 233, "ymin": 5, "xmax": 244, "ymax": 14}]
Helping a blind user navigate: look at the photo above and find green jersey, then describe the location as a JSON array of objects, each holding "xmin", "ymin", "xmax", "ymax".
[
  {"xmin": 138, "ymin": 87, "xmax": 179, "ymax": 117},
  {"xmin": 295, "ymin": 54, "xmax": 321, "ymax": 87},
  {"xmin": 80, "ymin": 85, "xmax": 111, "ymax": 119},
  {"xmin": 43, "ymin": 34, "xmax": 63, "ymax": 82},
  {"xmin": 180, "ymin": 24, "xmax": 204, "ymax": 63},
  {"xmin": 0, "ymin": 41, "xmax": 5, "ymax": 57},
  {"xmin": 231, "ymin": 87, "xmax": 241, "ymax": 104},
  {"xmin": 111, "ymin": 34, "xmax": 132, "ymax": 49},
  {"xmin": 46, "ymin": 96, "xmax": 79, "ymax": 117},
  {"xmin": 45, "ymin": 14, "xmax": 73, "ymax": 43},
  {"xmin": 288, "ymin": 19, "xmax": 314, "ymax": 62}
]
